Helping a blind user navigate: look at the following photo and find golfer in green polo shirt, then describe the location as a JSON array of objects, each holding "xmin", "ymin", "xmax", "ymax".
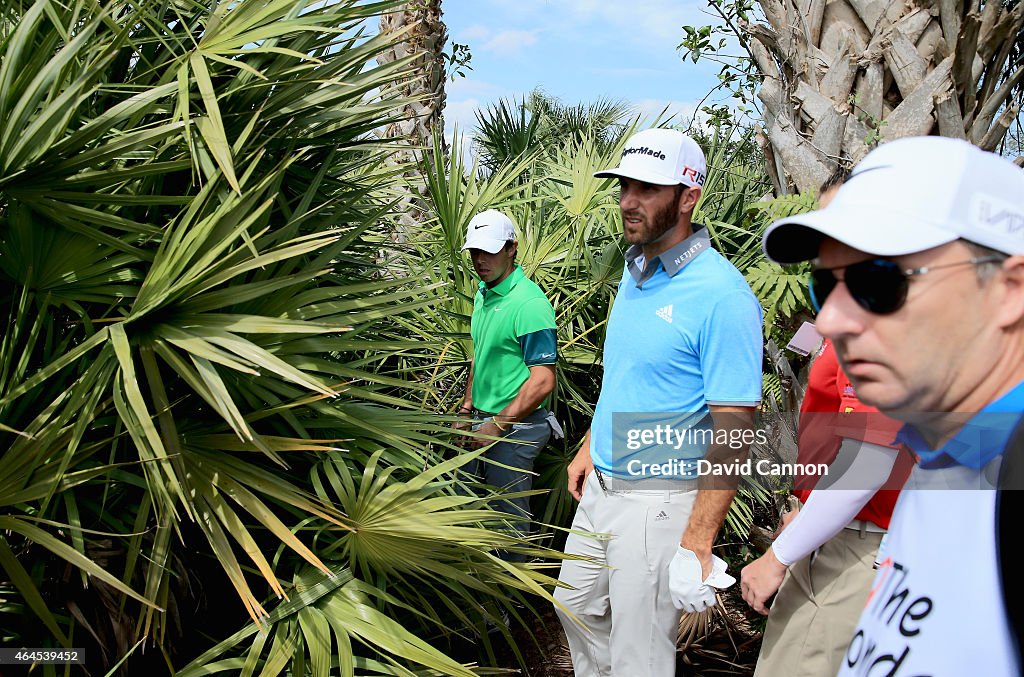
[{"xmin": 455, "ymin": 209, "xmax": 559, "ymax": 542}]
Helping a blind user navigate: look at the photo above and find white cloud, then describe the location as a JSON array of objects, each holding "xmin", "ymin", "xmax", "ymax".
[
  {"xmin": 631, "ymin": 99, "xmax": 705, "ymax": 128},
  {"xmin": 448, "ymin": 76, "xmax": 507, "ymax": 99},
  {"xmin": 482, "ymin": 29, "xmax": 539, "ymax": 57},
  {"xmin": 443, "ymin": 77, "xmax": 521, "ymax": 135},
  {"xmin": 598, "ymin": 0, "xmax": 703, "ymax": 45},
  {"xmin": 630, "ymin": 98, "xmax": 758, "ymax": 134},
  {"xmin": 444, "ymin": 97, "xmax": 483, "ymax": 136},
  {"xmin": 458, "ymin": 24, "xmax": 490, "ymax": 42}
]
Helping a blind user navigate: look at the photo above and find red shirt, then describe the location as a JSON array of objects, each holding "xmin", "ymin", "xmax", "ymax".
[{"xmin": 793, "ymin": 340, "xmax": 913, "ymax": 529}]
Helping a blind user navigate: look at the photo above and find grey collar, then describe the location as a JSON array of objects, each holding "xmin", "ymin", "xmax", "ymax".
[{"xmin": 625, "ymin": 224, "xmax": 711, "ymax": 287}]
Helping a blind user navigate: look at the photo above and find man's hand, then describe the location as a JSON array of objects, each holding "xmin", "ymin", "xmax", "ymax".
[
  {"xmin": 773, "ymin": 503, "xmax": 799, "ymax": 539},
  {"xmin": 450, "ymin": 408, "xmax": 473, "ymax": 448},
  {"xmin": 467, "ymin": 420, "xmax": 505, "ymax": 449},
  {"xmin": 669, "ymin": 547, "xmax": 735, "ymax": 613},
  {"xmin": 450, "ymin": 413, "xmax": 472, "ymax": 433},
  {"xmin": 740, "ymin": 547, "xmax": 788, "ymax": 615},
  {"xmin": 566, "ymin": 433, "xmax": 593, "ymax": 501}
]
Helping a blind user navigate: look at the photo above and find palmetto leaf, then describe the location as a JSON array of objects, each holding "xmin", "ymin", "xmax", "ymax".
[
  {"xmin": 0, "ymin": 1, "xmax": 791, "ymax": 672},
  {"xmin": 0, "ymin": 0, "xmax": 110, "ymax": 174},
  {"xmin": 177, "ymin": 564, "xmax": 478, "ymax": 677},
  {"xmin": 0, "ymin": 534, "xmax": 70, "ymax": 646},
  {"xmin": 0, "ymin": 516, "xmax": 159, "ymax": 611},
  {"xmin": 473, "ymin": 96, "xmax": 545, "ymax": 172},
  {"xmin": 192, "ymin": 82, "xmax": 240, "ymax": 193},
  {"xmin": 745, "ymin": 261, "xmax": 811, "ymax": 332},
  {"xmin": 0, "ymin": 0, "xmax": 535, "ymax": 672}
]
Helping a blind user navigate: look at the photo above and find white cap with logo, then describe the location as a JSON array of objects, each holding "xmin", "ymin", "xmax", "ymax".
[
  {"xmin": 462, "ymin": 209, "xmax": 517, "ymax": 254},
  {"xmin": 594, "ymin": 128, "xmax": 707, "ymax": 188},
  {"xmin": 763, "ymin": 136, "xmax": 1024, "ymax": 264}
]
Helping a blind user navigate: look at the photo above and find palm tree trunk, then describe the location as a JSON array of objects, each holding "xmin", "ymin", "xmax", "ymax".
[
  {"xmin": 746, "ymin": 0, "xmax": 1024, "ymax": 193},
  {"xmin": 377, "ymin": 1, "xmax": 448, "ymax": 242}
]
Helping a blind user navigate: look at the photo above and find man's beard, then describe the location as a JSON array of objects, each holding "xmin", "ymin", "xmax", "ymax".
[{"xmin": 623, "ymin": 192, "xmax": 682, "ymax": 246}]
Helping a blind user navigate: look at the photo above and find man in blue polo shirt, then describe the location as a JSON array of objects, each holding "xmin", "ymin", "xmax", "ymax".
[
  {"xmin": 552, "ymin": 128, "xmax": 764, "ymax": 676},
  {"xmin": 762, "ymin": 136, "xmax": 1024, "ymax": 675},
  {"xmin": 455, "ymin": 209, "xmax": 558, "ymax": 543}
]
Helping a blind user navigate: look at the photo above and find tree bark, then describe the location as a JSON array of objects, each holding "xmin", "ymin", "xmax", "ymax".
[
  {"xmin": 377, "ymin": 1, "xmax": 448, "ymax": 243},
  {"xmin": 747, "ymin": 0, "xmax": 1024, "ymax": 193}
]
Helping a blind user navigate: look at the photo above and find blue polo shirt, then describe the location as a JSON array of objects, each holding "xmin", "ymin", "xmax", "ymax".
[
  {"xmin": 895, "ymin": 380, "xmax": 1024, "ymax": 469},
  {"xmin": 590, "ymin": 226, "xmax": 763, "ymax": 477}
]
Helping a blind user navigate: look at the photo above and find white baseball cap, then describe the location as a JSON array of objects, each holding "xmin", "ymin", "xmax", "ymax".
[
  {"xmin": 462, "ymin": 209, "xmax": 517, "ymax": 254},
  {"xmin": 594, "ymin": 128, "xmax": 707, "ymax": 187},
  {"xmin": 763, "ymin": 136, "xmax": 1024, "ymax": 264}
]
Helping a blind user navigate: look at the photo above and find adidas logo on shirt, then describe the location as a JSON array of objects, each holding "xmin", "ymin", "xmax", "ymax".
[
  {"xmin": 656, "ymin": 304, "xmax": 673, "ymax": 323},
  {"xmin": 654, "ymin": 510, "xmax": 669, "ymax": 522}
]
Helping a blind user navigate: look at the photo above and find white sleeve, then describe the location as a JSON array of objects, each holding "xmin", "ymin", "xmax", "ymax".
[{"xmin": 771, "ymin": 438, "xmax": 900, "ymax": 566}]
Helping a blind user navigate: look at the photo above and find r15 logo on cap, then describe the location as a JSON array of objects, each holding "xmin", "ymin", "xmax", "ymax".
[{"xmin": 682, "ymin": 167, "xmax": 706, "ymax": 185}]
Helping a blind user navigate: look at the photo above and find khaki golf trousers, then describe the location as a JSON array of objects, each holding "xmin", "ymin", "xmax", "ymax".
[
  {"xmin": 554, "ymin": 471, "xmax": 698, "ymax": 676},
  {"xmin": 754, "ymin": 527, "xmax": 885, "ymax": 677}
]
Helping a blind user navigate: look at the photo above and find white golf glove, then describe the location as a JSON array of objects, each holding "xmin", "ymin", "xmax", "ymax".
[{"xmin": 668, "ymin": 546, "xmax": 736, "ymax": 612}]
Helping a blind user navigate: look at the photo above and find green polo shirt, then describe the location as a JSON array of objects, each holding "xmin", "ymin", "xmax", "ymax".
[{"xmin": 470, "ymin": 265, "xmax": 557, "ymax": 414}]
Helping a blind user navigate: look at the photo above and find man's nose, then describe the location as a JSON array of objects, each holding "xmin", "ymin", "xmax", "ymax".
[
  {"xmin": 620, "ymin": 186, "xmax": 638, "ymax": 210},
  {"xmin": 815, "ymin": 281, "xmax": 867, "ymax": 342}
]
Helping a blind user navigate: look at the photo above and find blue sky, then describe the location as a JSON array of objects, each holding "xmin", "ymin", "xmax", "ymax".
[{"xmin": 442, "ymin": 0, "xmax": 726, "ymax": 138}]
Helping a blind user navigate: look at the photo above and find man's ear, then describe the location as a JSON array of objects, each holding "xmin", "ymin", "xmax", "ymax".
[
  {"xmin": 995, "ymin": 256, "xmax": 1024, "ymax": 329},
  {"xmin": 680, "ymin": 186, "xmax": 702, "ymax": 215}
]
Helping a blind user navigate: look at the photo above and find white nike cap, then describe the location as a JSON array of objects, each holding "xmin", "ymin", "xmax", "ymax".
[
  {"xmin": 763, "ymin": 136, "xmax": 1024, "ymax": 264},
  {"xmin": 595, "ymin": 128, "xmax": 707, "ymax": 187},
  {"xmin": 462, "ymin": 209, "xmax": 517, "ymax": 254}
]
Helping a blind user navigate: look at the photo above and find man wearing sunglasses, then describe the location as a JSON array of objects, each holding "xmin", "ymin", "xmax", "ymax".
[
  {"xmin": 762, "ymin": 136, "xmax": 1024, "ymax": 675},
  {"xmin": 744, "ymin": 173, "xmax": 915, "ymax": 677}
]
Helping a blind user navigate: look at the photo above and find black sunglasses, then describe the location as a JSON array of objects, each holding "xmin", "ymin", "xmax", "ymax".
[{"xmin": 809, "ymin": 256, "xmax": 1004, "ymax": 315}]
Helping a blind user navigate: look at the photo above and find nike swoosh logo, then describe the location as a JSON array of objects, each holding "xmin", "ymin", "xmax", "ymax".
[{"xmin": 474, "ymin": 224, "xmax": 488, "ymax": 229}]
